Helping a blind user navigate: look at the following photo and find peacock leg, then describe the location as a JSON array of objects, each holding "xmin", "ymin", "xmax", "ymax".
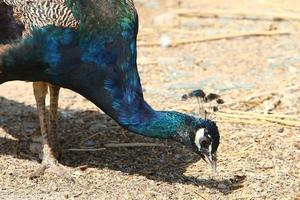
[
  {"xmin": 48, "ymin": 84, "xmax": 61, "ymax": 159},
  {"xmin": 30, "ymin": 82, "xmax": 58, "ymax": 178},
  {"xmin": 30, "ymin": 82, "xmax": 70, "ymax": 179},
  {"xmin": 33, "ymin": 82, "xmax": 53, "ymax": 162}
]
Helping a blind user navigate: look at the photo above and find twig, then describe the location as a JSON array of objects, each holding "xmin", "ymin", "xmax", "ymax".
[
  {"xmin": 138, "ymin": 30, "xmax": 292, "ymax": 47},
  {"xmin": 173, "ymin": 104, "xmax": 300, "ymax": 120},
  {"xmin": 221, "ymin": 109, "xmax": 300, "ymax": 119},
  {"xmin": 104, "ymin": 143, "xmax": 165, "ymax": 148},
  {"xmin": 193, "ymin": 190, "xmax": 208, "ymax": 200},
  {"xmin": 236, "ymin": 144, "xmax": 256, "ymax": 157},
  {"xmin": 67, "ymin": 143, "xmax": 165, "ymax": 152},
  {"xmin": 216, "ymin": 112, "xmax": 300, "ymax": 127},
  {"xmin": 223, "ymin": 91, "xmax": 276, "ymax": 107},
  {"xmin": 172, "ymin": 8, "xmax": 300, "ymax": 21},
  {"xmin": 67, "ymin": 148, "xmax": 106, "ymax": 152},
  {"xmin": 259, "ymin": 1, "xmax": 300, "ymax": 13},
  {"xmin": 139, "ymin": 27, "xmax": 211, "ymax": 36},
  {"xmin": 264, "ymin": 118, "xmax": 300, "ymax": 127},
  {"xmin": 263, "ymin": 98, "xmax": 281, "ymax": 114},
  {"xmin": 223, "ymin": 85, "xmax": 300, "ymax": 107},
  {"xmin": 215, "ymin": 119, "xmax": 268, "ymax": 125}
]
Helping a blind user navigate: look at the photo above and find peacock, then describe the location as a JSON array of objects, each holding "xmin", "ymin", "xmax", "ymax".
[{"xmin": 0, "ymin": 0, "xmax": 220, "ymax": 177}]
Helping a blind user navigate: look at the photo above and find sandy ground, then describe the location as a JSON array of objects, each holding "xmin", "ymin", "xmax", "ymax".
[{"xmin": 0, "ymin": 0, "xmax": 299, "ymax": 199}]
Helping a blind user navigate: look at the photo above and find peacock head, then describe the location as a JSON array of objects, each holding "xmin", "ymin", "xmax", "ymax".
[
  {"xmin": 174, "ymin": 116, "xmax": 220, "ymax": 175},
  {"xmin": 193, "ymin": 119, "xmax": 219, "ymax": 175},
  {"xmin": 177, "ymin": 89, "xmax": 223, "ymax": 174}
]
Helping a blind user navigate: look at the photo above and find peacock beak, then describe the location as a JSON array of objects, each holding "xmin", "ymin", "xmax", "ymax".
[{"xmin": 200, "ymin": 151, "xmax": 217, "ymax": 176}]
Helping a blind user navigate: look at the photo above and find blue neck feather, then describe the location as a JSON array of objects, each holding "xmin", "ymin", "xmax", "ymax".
[{"xmin": 126, "ymin": 110, "xmax": 188, "ymax": 138}]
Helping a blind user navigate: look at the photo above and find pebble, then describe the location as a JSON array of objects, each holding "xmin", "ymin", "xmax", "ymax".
[
  {"xmin": 83, "ymin": 140, "xmax": 96, "ymax": 147},
  {"xmin": 278, "ymin": 127, "xmax": 284, "ymax": 133},
  {"xmin": 217, "ymin": 183, "xmax": 228, "ymax": 189},
  {"xmin": 60, "ymin": 111, "xmax": 74, "ymax": 118},
  {"xmin": 159, "ymin": 35, "xmax": 172, "ymax": 48}
]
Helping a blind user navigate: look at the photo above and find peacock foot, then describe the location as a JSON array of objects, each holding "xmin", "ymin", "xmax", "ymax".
[
  {"xmin": 29, "ymin": 159, "xmax": 72, "ymax": 180},
  {"xmin": 29, "ymin": 144, "xmax": 70, "ymax": 180}
]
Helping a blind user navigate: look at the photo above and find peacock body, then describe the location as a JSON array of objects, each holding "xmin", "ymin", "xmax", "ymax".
[{"xmin": 0, "ymin": 0, "xmax": 220, "ymax": 175}]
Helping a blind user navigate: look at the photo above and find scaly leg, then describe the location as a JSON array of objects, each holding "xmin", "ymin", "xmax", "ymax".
[
  {"xmin": 30, "ymin": 82, "xmax": 50, "ymax": 178},
  {"xmin": 48, "ymin": 84, "xmax": 61, "ymax": 158},
  {"xmin": 30, "ymin": 82, "xmax": 57, "ymax": 178},
  {"xmin": 30, "ymin": 82, "xmax": 70, "ymax": 179},
  {"xmin": 33, "ymin": 82, "xmax": 55, "ymax": 163},
  {"xmin": 29, "ymin": 85, "xmax": 61, "ymax": 158}
]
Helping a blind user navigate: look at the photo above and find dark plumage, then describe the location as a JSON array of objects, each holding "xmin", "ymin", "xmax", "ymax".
[
  {"xmin": 0, "ymin": 2, "xmax": 23, "ymax": 44},
  {"xmin": 0, "ymin": 0, "xmax": 220, "ymax": 175}
]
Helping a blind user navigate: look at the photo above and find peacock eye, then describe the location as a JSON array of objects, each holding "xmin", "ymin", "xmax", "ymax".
[{"xmin": 200, "ymin": 139, "xmax": 210, "ymax": 149}]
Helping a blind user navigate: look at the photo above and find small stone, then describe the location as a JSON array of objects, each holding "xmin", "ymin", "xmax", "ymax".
[
  {"xmin": 217, "ymin": 183, "xmax": 228, "ymax": 189},
  {"xmin": 278, "ymin": 127, "xmax": 284, "ymax": 133},
  {"xmin": 159, "ymin": 35, "xmax": 172, "ymax": 48},
  {"xmin": 83, "ymin": 140, "xmax": 96, "ymax": 147},
  {"xmin": 60, "ymin": 111, "xmax": 74, "ymax": 118},
  {"xmin": 79, "ymin": 165, "xmax": 89, "ymax": 171}
]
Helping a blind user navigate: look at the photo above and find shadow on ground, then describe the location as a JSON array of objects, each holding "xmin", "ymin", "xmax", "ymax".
[{"xmin": 0, "ymin": 96, "xmax": 242, "ymax": 193}]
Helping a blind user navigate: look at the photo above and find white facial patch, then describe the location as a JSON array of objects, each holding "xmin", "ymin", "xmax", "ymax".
[
  {"xmin": 194, "ymin": 128, "xmax": 205, "ymax": 150},
  {"xmin": 208, "ymin": 143, "xmax": 212, "ymax": 153}
]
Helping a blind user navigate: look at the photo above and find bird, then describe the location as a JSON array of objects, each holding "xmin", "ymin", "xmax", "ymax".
[{"xmin": 0, "ymin": 0, "xmax": 220, "ymax": 177}]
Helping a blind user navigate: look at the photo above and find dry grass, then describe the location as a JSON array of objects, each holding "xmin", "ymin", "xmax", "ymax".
[{"xmin": 0, "ymin": 0, "xmax": 300, "ymax": 199}]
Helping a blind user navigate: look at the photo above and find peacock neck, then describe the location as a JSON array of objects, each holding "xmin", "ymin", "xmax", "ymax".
[
  {"xmin": 124, "ymin": 109, "xmax": 188, "ymax": 139},
  {"xmin": 84, "ymin": 85, "xmax": 187, "ymax": 139}
]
